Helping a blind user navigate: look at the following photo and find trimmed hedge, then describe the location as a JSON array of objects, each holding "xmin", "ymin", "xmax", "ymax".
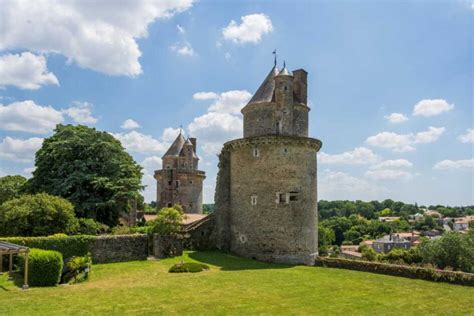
[
  {"xmin": 2, "ymin": 235, "xmax": 94, "ymax": 259},
  {"xmin": 315, "ymin": 257, "xmax": 474, "ymax": 286},
  {"xmin": 20, "ymin": 249, "xmax": 63, "ymax": 286}
]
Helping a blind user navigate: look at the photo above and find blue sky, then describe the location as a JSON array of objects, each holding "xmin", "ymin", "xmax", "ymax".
[{"xmin": 0, "ymin": 0, "xmax": 472, "ymax": 206}]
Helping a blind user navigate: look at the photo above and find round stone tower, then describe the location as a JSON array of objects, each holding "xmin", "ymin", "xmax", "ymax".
[{"xmin": 213, "ymin": 63, "xmax": 322, "ymax": 265}]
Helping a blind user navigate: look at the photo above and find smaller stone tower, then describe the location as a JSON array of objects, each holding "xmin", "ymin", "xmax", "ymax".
[{"xmin": 154, "ymin": 132, "xmax": 206, "ymax": 213}]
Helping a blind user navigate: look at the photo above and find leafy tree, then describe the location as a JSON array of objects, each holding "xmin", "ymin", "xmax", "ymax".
[
  {"xmin": 419, "ymin": 231, "xmax": 474, "ymax": 272},
  {"xmin": 321, "ymin": 216, "xmax": 352, "ymax": 245},
  {"xmin": 0, "ymin": 193, "xmax": 78, "ymax": 236},
  {"xmin": 379, "ymin": 208, "xmax": 392, "ymax": 216},
  {"xmin": 0, "ymin": 175, "xmax": 27, "ymax": 205},
  {"xmin": 360, "ymin": 245, "xmax": 377, "ymax": 261},
  {"xmin": 318, "ymin": 225, "xmax": 335, "ymax": 255},
  {"xmin": 148, "ymin": 206, "xmax": 184, "ymax": 236},
  {"xmin": 75, "ymin": 218, "xmax": 109, "ymax": 235},
  {"xmin": 28, "ymin": 124, "xmax": 143, "ymax": 226}
]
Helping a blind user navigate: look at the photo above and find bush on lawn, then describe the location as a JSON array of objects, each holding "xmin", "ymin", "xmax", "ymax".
[
  {"xmin": 169, "ymin": 262, "xmax": 209, "ymax": 273},
  {"xmin": 0, "ymin": 193, "xmax": 78, "ymax": 237},
  {"xmin": 20, "ymin": 249, "xmax": 63, "ymax": 286},
  {"xmin": 148, "ymin": 206, "xmax": 183, "ymax": 236},
  {"xmin": 62, "ymin": 253, "xmax": 92, "ymax": 284}
]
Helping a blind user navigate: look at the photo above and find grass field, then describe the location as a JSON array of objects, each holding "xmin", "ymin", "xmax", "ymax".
[{"xmin": 0, "ymin": 251, "xmax": 473, "ymax": 315}]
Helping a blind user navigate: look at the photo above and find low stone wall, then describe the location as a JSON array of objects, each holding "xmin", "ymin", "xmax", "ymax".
[
  {"xmin": 90, "ymin": 235, "xmax": 149, "ymax": 264},
  {"xmin": 152, "ymin": 235, "xmax": 183, "ymax": 259},
  {"xmin": 315, "ymin": 257, "xmax": 474, "ymax": 286}
]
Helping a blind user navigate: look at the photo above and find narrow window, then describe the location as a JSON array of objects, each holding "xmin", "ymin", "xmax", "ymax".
[
  {"xmin": 276, "ymin": 121, "xmax": 280, "ymax": 134},
  {"xmin": 175, "ymin": 180, "xmax": 180, "ymax": 188},
  {"xmin": 283, "ymin": 148, "xmax": 288, "ymax": 154},
  {"xmin": 167, "ymin": 203, "xmax": 172, "ymax": 207},
  {"xmin": 276, "ymin": 193, "xmax": 286, "ymax": 204},
  {"xmin": 168, "ymin": 180, "xmax": 172, "ymax": 186},
  {"xmin": 251, "ymin": 195, "xmax": 258, "ymax": 205},
  {"xmin": 166, "ymin": 165, "xmax": 171, "ymax": 169},
  {"xmin": 289, "ymin": 191, "xmax": 299, "ymax": 202},
  {"xmin": 253, "ymin": 148, "xmax": 259, "ymax": 157},
  {"xmin": 189, "ymin": 180, "xmax": 193, "ymax": 184}
]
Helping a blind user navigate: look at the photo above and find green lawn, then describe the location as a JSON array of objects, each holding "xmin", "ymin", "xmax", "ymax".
[{"xmin": 0, "ymin": 251, "xmax": 473, "ymax": 315}]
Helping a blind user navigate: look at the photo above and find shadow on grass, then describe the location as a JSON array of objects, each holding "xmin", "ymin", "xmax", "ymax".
[{"xmin": 188, "ymin": 251, "xmax": 294, "ymax": 271}]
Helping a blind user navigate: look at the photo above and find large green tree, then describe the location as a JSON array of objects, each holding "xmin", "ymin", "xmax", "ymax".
[
  {"xmin": 28, "ymin": 124, "xmax": 143, "ymax": 226},
  {"xmin": 0, "ymin": 175, "xmax": 27, "ymax": 205}
]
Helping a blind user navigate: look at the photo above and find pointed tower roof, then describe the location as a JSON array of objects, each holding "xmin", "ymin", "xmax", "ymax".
[
  {"xmin": 163, "ymin": 132, "xmax": 186, "ymax": 157},
  {"xmin": 247, "ymin": 66, "xmax": 279, "ymax": 105},
  {"xmin": 277, "ymin": 61, "xmax": 292, "ymax": 77}
]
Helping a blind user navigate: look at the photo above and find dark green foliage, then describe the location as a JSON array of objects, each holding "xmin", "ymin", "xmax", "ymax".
[
  {"xmin": 28, "ymin": 124, "xmax": 143, "ymax": 227},
  {"xmin": 202, "ymin": 204, "xmax": 215, "ymax": 214},
  {"xmin": 0, "ymin": 175, "xmax": 27, "ymax": 205},
  {"xmin": 2, "ymin": 235, "xmax": 94, "ymax": 259},
  {"xmin": 318, "ymin": 225, "xmax": 335, "ymax": 255},
  {"xmin": 19, "ymin": 249, "xmax": 63, "ymax": 286},
  {"xmin": 76, "ymin": 218, "xmax": 109, "ymax": 235},
  {"xmin": 62, "ymin": 254, "xmax": 92, "ymax": 284},
  {"xmin": 0, "ymin": 193, "xmax": 78, "ymax": 236},
  {"xmin": 169, "ymin": 262, "xmax": 209, "ymax": 273},
  {"xmin": 315, "ymin": 257, "xmax": 474, "ymax": 286}
]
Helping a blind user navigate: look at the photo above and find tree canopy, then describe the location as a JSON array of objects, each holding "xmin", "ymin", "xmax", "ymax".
[
  {"xmin": 28, "ymin": 124, "xmax": 143, "ymax": 226},
  {"xmin": 0, "ymin": 175, "xmax": 27, "ymax": 205}
]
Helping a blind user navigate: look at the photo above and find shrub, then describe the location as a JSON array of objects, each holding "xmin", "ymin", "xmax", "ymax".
[
  {"xmin": 169, "ymin": 262, "xmax": 209, "ymax": 273},
  {"xmin": 19, "ymin": 249, "xmax": 63, "ymax": 286},
  {"xmin": 361, "ymin": 246, "xmax": 377, "ymax": 262},
  {"xmin": 0, "ymin": 193, "xmax": 79, "ymax": 237},
  {"xmin": 62, "ymin": 253, "xmax": 92, "ymax": 284},
  {"xmin": 2, "ymin": 235, "xmax": 94, "ymax": 259},
  {"xmin": 76, "ymin": 218, "xmax": 109, "ymax": 235},
  {"xmin": 148, "ymin": 206, "xmax": 183, "ymax": 236}
]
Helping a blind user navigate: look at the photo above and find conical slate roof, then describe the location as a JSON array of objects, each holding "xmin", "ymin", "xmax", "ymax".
[
  {"xmin": 163, "ymin": 133, "xmax": 186, "ymax": 157},
  {"xmin": 277, "ymin": 66, "xmax": 292, "ymax": 76},
  {"xmin": 247, "ymin": 66, "xmax": 279, "ymax": 105}
]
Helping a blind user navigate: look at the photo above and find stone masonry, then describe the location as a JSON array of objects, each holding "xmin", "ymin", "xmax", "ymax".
[
  {"xmin": 154, "ymin": 133, "xmax": 206, "ymax": 213},
  {"xmin": 211, "ymin": 63, "xmax": 322, "ymax": 265}
]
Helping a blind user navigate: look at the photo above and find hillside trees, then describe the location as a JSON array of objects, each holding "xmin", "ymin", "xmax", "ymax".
[{"xmin": 28, "ymin": 124, "xmax": 143, "ymax": 226}]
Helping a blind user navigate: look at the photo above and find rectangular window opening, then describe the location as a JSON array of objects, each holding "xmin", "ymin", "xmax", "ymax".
[
  {"xmin": 289, "ymin": 191, "xmax": 299, "ymax": 202},
  {"xmin": 251, "ymin": 195, "xmax": 258, "ymax": 205},
  {"xmin": 253, "ymin": 148, "xmax": 259, "ymax": 157}
]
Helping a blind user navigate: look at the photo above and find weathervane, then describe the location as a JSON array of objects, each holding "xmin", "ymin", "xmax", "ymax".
[{"xmin": 273, "ymin": 49, "xmax": 277, "ymax": 67}]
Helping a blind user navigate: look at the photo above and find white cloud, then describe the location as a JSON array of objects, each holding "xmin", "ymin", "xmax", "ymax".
[
  {"xmin": 62, "ymin": 101, "xmax": 98, "ymax": 125},
  {"xmin": 187, "ymin": 90, "xmax": 250, "ymax": 155},
  {"xmin": 433, "ymin": 159, "xmax": 474, "ymax": 171},
  {"xmin": 142, "ymin": 173, "xmax": 156, "ymax": 203},
  {"xmin": 319, "ymin": 170, "xmax": 388, "ymax": 201},
  {"xmin": 0, "ymin": 100, "xmax": 63, "ymax": 134},
  {"xmin": 207, "ymin": 90, "xmax": 252, "ymax": 115},
  {"xmin": 365, "ymin": 169, "xmax": 413, "ymax": 180},
  {"xmin": 0, "ymin": 52, "xmax": 59, "ymax": 90},
  {"xmin": 0, "ymin": 1, "xmax": 194, "ymax": 76},
  {"xmin": 176, "ymin": 24, "xmax": 186, "ymax": 34},
  {"xmin": 458, "ymin": 128, "xmax": 474, "ymax": 143},
  {"xmin": 162, "ymin": 127, "xmax": 181, "ymax": 142},
  {"xmin": 384, "ymin": 113, "xmax": 408, "ymax": 123},
  {"xmin": 414, "ymin": 126, "xmax": 445, "ymax": 143},
  {"xmin": 193, "ymin": 92, "xmax": 219, "ymax": 100},
  {"xmin": 170, "ymin": 41, "xmax": 195, "ymax": 57},
  {"xmin": 319, "ymin": 147, "xmax": 379, "ymax": 165},
  {"xmin": 369, "ymin": 159, "xmax": 413, "ymax": 170},
  {"xmin": 141, "ymin": 156, "xmax": 162, "ymax": 174},
  {"xmin": 412, "ymin": 99, "xmax": 454, "ymax": 117},
  {"xmin": 188, "ymin": 112, "xmax": 242, "ymax": 155},
  {"xmin": 222, "ymin": 13, "xmax": 273, "ymax": 44},
  {"xmin": 112, "ymin": 131, "xmax": 167, "ymax": 154},
  {"xmin": 366, "ymin": 126, "xmax": 445, "ymax": 152},
  {"xmin": 22, "ymin": 167, "xmax": 36, "ymax": 177},
  {"xmin": 0, "ymin": 136, "xmax": 43, "ymax": 162},
  {"xmin": 121, "ymin": 119, "xmax": 141, "ymax": 130}
]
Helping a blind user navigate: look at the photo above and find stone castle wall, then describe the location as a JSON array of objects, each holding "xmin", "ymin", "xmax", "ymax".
[{"xmin": 213, "ymin": 135, "xmax": 321, "ymax": 264}]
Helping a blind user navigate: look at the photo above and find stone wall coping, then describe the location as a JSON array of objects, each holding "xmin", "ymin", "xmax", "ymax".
[
  {"xmin": 222, "ymin": 135, "xmax": 322, "ymax": 152},
  {"xmin": 154, "ymin": 169, "xmax": 206, "ymax": 177}
]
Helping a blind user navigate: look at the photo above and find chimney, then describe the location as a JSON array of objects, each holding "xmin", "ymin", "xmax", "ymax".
[
  {"xmin": 292, "ymin": 69, "xmax": 307, "ymax": 105},
  {"xmin": 190, "ymin": 138, "xmax": 197, "ymax": 153}
]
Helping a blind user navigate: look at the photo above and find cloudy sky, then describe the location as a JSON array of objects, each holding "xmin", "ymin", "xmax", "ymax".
[{"xmin": 0, "ymin": 0, "xmax": 472, "ymax": 206}]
